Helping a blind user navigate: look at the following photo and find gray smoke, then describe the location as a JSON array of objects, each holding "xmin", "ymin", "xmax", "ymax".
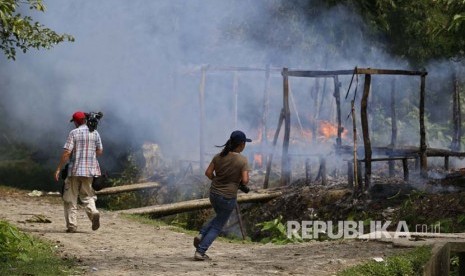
[{"xmin": 0, "ymin": 1, "xmax": 462, "ymax": 172}]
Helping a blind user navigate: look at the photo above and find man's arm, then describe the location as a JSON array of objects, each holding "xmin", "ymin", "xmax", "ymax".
[
  {"xmin": 96, "ymin": 149, "xmax": 103, "ymax": 156},
  {"xmin": 54, "ymin": 149, "xmax": 72, "ymax": 182}
]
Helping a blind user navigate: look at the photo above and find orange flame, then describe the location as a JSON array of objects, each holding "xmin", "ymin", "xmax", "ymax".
[
  {"xmin": 319, "ymin": 121, "xmax": 346, "ymax": 140},
  {"xmin": 254, "ymin": 153, "xmax": 263, "ymax": 168}
]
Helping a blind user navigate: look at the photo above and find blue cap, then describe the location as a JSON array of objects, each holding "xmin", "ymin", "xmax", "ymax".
[{"xmin": 230, "ymin": 130, "xmax": 252, "ymax": 143}]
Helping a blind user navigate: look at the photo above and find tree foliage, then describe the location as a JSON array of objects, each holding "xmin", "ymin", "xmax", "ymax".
[
  {"xmin": 0, "ymin": 0, "xmax": 74, "ymax": 60},
  {"xmin": 336, "ymin": 0, "xmax": 465, "ymax": 65}
]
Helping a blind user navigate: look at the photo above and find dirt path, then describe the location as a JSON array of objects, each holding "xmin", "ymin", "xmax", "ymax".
[{"xmin": 0, "ymin": 190, "xmax": 409, "ymax": 276}]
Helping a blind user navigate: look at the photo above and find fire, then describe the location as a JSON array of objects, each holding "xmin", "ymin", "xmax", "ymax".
[
  {"xmin": 254, "ymin": 153, "xmax": 263, "ymax": 168},
  {"xmin": 319, "ymin": 121, "xmax": 346, "ymax": 140}
]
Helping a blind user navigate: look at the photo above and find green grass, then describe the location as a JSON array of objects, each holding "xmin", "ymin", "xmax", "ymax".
[
  {"xmin": 338, "ymin": 246, "xmax": 432, "ymax": 276},
  {"xmin": 0, "ymin": 220, "xmax": 79, "ymax": 276}
]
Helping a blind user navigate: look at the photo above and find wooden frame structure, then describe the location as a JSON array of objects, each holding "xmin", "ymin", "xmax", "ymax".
[
  {"xmin": 267, "ymin": 67, "xmax": 428, "ymax": 188},
  {"xmin": 197, "ymin": 65, "xmax": 281, "ymax": 169}
]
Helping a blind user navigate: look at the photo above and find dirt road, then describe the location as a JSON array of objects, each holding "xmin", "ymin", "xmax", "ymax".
[{"xmin": 0, "ymin": 190, "xmax": 408, "ymax": 276}]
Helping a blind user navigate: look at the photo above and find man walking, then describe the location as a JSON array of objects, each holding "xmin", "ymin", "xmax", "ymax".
[{"xmin": 54, "ymin": 111, "xmax": 103, "ymax": 233}]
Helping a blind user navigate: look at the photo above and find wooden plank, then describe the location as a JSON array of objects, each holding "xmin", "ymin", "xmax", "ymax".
[
  {"xmin": 116, "ymin": 190, "xmax": 282, "ymax": 216},
  {"xmin": 96, "ymin": 182, "xmax": 160, "ymax": 196}
]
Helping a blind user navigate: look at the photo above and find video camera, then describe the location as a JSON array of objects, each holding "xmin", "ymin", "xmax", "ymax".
[
  {"xmin": 85, "ymin": 111, "xmax": 103, "ymax": 132},
  {"xmin": 239, "ymin": 182, "xmax": 250, "ymax": 193}
]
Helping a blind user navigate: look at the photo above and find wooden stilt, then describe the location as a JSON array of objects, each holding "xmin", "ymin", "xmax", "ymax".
[
  {"xmin": 361, "ymin": 74, "xmax": 372, "ymax": 190},
  {"xmin": 281, "ymin": 68, "xmax": 291, "ymax": 186}
]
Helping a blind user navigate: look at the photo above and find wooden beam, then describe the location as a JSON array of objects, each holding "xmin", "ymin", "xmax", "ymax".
[
  {"xmin": 96, "ymin": 182, "xmax": 160, "ymax": 196},
  {"xmin": 283, "ymin": 68, "xmax": 427, "ymax": 78},
  {"xmin": 285, "ymin": 70, "xmax": 353, "ymax": 77},
  {"xmin": 116, "ymin": 190, "xmax": 282, "ymax": 216},
  {"xmin": 355, "ymin": 68, "xmax": 427, "ymax": 76}
]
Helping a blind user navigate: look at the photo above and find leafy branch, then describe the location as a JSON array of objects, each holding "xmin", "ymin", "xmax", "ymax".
[{"xmin": 0, "ymin": 0, "xmax": 74, "ymax": 60}]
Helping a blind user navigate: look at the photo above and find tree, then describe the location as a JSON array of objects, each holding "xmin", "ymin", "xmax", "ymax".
[
  {"xmin": 334, "ymin": 0, "xmax": 465, "ymax": 65},
  {"xmin": 0, "ymin": 0, "xmax": 74, "ymax": 60}
]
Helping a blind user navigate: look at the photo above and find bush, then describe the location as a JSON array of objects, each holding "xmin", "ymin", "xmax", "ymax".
[
  {"xmin": 338, "ymin": 246, "xmax": 432, "ymax": 276},
  {"xmin": 0, "ymin": 160, "xmax": 55, "ymax": 191},
  {"xmin": 0, "ymin": 220, "xmax": 77, "ymax": 275}
]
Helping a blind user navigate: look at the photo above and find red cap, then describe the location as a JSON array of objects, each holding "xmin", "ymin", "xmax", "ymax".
[{"xmin": 70, "ymin": 111, "xmax": 86, "ymax": 123}]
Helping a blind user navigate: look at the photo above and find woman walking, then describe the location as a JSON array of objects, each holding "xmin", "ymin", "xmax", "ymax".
[{"xmin": 193, "ymin": 130, "xmax": 252, "ymax": 261}]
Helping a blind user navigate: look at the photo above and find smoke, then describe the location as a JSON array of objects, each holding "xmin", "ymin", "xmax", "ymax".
[{"xmin": 0, "ymin": 1, "xmax": 462, "ymax": 173}]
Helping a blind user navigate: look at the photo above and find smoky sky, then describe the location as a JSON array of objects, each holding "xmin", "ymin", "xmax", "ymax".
[{"xmin": 0, "ymin": 0, "xmax": 462, "ymax": 169}]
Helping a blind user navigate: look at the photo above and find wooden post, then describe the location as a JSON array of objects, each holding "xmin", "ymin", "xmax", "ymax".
[
  {"xmin": 452, "ymin": 71, "xmax": 462, "ymax": 152},
  {"xmin": 199, "ymin": 66, "xmax": 207, "ymax": 171},
  {"xmin": 348, "ymin": 161, "xmax": 354, "ymax": 188},
  {"xmin": 351, "ymin": 100, "xmax": 358, "ymax": 193},
  {"xmin": 361, "ymin": 74, "xmax": 372, "ymax": 190},
  {"xmin": 334, "ymin": 76, "xmax": 342, "ymax": 150},
  {"xmin": 320, "ymin": 157, "xmax": 327, "ymax": 186},
  {"xmin": 305, "ymin": 158, "xmax": 311, "ymax": 185},
  {"xmin": 263, "ymin": 110, "xmax": 285, "ymax": 189},
  {"xmin": 281, "ymin": 68, "xmax": 291, "ymax": 186},
  {"xmin": 357, "ymin": 160, "xmax": 363, "ymax": 193},
  {"xmin": 402, "ymin": 158, "xmax": 409, "ymax": 181},
  {"xmin": 389, "ymin": 78, "xmax": 397, "ymax": 177},
  {"xmin": 420, "ymin": 74, "xmax": 428, "ymax": 177},
  {"xmin": 445, "ymin": 156, "xmax": 450, "ymax": 171}
]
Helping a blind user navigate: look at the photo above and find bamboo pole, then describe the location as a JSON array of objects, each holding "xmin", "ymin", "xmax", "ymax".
[{"xmin": 361, "ymin": 74, "xmax": 372, "ymax": 190}]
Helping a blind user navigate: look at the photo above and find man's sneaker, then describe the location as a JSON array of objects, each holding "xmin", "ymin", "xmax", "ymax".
[
  {"xmin": 194, "ymin": 251, "xmax": 210, "ymax": 261},
  {"xmin": 193, "ymin": 234, "xmax": 202, "ymax": 248},
  {"xmin": 92, "ymin": 213, "xmax": 100, "ymax": 231}
]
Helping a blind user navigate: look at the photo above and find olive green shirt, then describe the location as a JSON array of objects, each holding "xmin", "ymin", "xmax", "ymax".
[{"xmin": 209, "ymin": 152, "xmax": 250, "ymax": 198}]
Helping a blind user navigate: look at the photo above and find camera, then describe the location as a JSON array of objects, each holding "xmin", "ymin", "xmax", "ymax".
[
  {"xmin": 85, "ymin": 111, "xmax": 103, "ymax": 132},
  {"xmin": 239, "ymin": 183, "xmax": 250, "ymax": 193}
]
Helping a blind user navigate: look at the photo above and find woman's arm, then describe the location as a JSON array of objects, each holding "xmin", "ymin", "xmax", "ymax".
[
  {"xmin": 241, "ymin": 170, "xmax": 249, "ymax": 185},
  {"xmin": 205, "ymin": 162, "xmax": 215, "ymax": 180}
]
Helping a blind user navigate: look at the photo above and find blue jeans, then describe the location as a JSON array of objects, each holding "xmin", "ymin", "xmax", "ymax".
[{"xmin": 197, "ymin": 192, "xmax": 236, "ymax": 254}]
